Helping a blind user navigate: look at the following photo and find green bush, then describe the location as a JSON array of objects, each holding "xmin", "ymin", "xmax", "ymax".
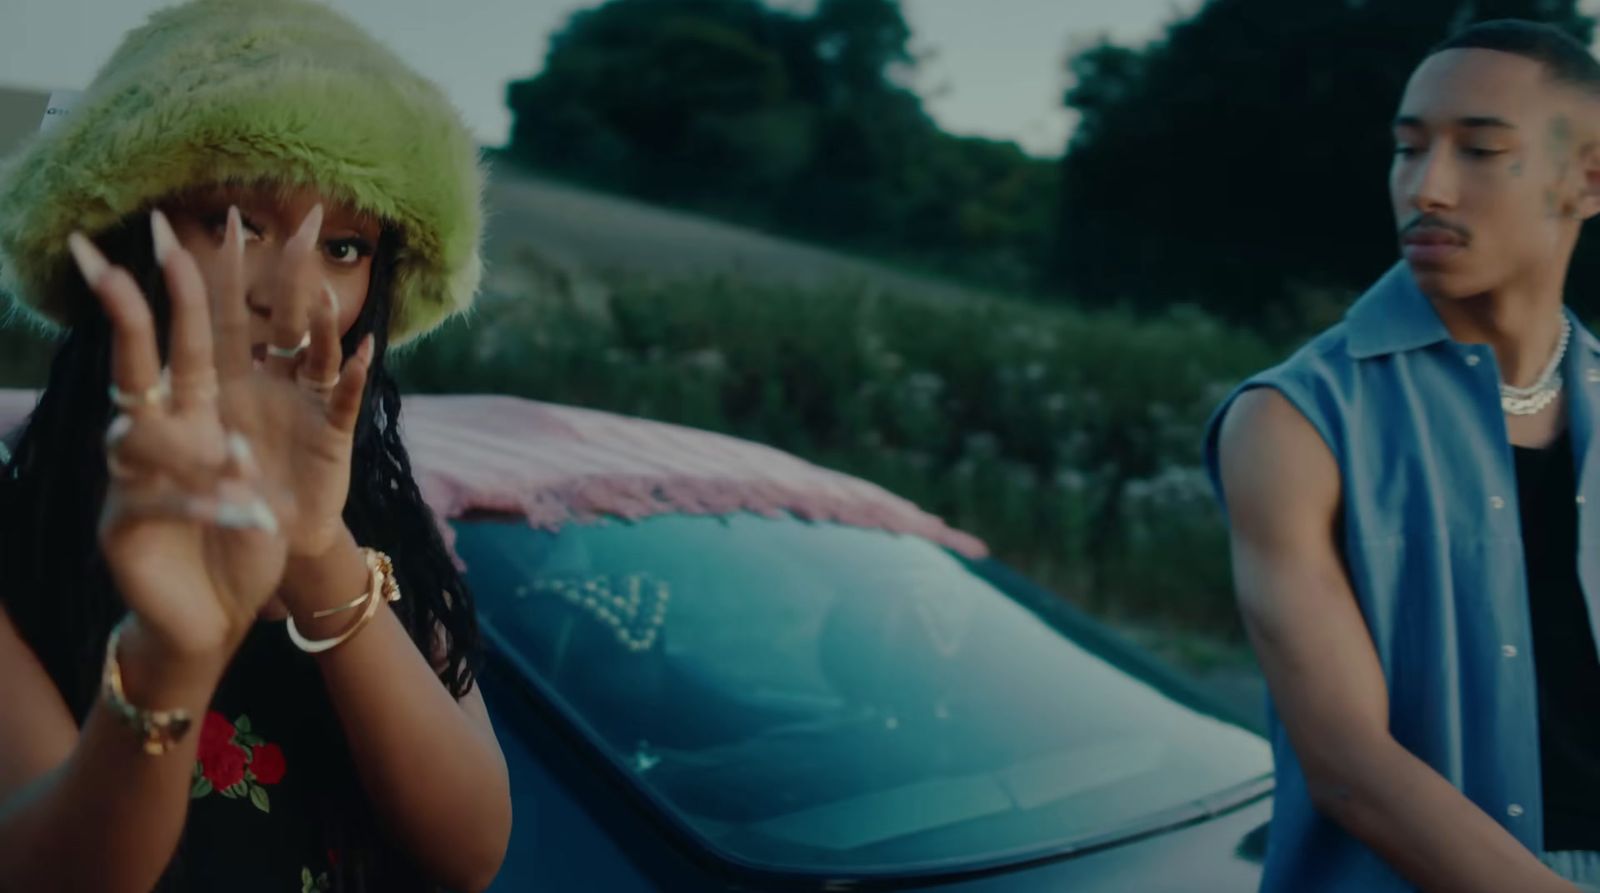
[
  {"xmin": 0, "ymin": 269, "xmax": 1275, "ymax": 642},
  {"xmin": 397, "ymin": 272, "xmax": 1278, "ymax": 640}
]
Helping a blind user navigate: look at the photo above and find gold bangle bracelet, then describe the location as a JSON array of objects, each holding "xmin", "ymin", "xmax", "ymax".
[
  {"xmin": 286, "ymin": 586, "xmax": 376, "ymax": 653},
  {"xmin": 285, "ymin": 548, "xmax": 402, "ymax": 654},
  {"xmin": 101, "ymin": 619, "xmax": 194, "ymax": 755},
  {"xmin": 308, "ymin": 589, "xmax": 369, "ymax": 619}
]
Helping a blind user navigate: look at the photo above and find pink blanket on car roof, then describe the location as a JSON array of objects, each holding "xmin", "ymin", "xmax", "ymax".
[
  {"xmin": 0, "ymin": 390, "xmax": 987, "ymax": 559},
  {"xmin": 400, "ymin": 394, "xmax": 988, "ymax": 558}
]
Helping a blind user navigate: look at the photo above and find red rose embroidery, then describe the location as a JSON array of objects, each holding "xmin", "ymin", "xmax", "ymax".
[
  {"xmin": 251, "ymin": 743, "xmax": 286, "ymax": 785},
  {"xmin": 202, "ymin": 741, "xmax": 248, "ymax": 790},
  {"xmin": 192, "ymin": 711, "xmax": 280, "ymax": 813},
  {"xmin": 198, "ymin": 711, "xmax": 234, "ymax": 762}
]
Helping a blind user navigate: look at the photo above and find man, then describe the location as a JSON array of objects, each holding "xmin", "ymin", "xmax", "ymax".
[{"xmin": 1206, "ymin": 20, "xmax": 1600, "ymax": 893}]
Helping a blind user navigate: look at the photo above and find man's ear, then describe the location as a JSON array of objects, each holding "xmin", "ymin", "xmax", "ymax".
[{"xmin": 1574, "ymin": 134, "xmax": 1600, "ymax": 221}]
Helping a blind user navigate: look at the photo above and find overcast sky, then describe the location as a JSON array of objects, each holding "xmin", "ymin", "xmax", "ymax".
[
  {"xmin": 4, "ymin": 0, "xmax": 1600, "ymax": 158},
  {"xmin": 0, "ymin": 0, "xmax": 1207, "ymax": 157}
]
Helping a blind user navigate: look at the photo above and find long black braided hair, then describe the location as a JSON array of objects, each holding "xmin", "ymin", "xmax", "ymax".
[{"xmin": 0, "ymin": 211, "xmax": 481, "ymax": 891}]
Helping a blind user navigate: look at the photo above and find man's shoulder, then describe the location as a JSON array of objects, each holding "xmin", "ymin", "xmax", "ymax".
[
  {"xmin": 1203, "ymin": 320, "xmax": 1359, "ymax": 500},
  {"xmin": 1226, "ymin": 320, "xmax": 1360, "ymax": 410}
]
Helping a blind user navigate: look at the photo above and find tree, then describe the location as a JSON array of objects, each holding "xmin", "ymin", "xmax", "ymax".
[
  {"xmin": 1054, "ymin": 0, "xmax": 1596, "ymax": 328},
  {"xmin": 810, "ymin": 0, "xmax": 914, "ymax": 98},
  {"xmin": 504, "ymin": 0, "xmax": 1058, "ymax": 291},
  {"xmin": 506, "ymin": 0, "xmax": 802, "ymax": 199}
]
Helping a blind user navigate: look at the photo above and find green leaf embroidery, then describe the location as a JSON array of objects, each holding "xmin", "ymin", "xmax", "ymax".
[
  {"xmin": 249, "ymin": 783, "xmax": 270, "ymax": 814},
  {"xmin": 301, "ymin": 867, "xmax": 313, "ymax": 889},
  {"xmin": 190, "ymin": 776, "xmax": 212, "ymax": 799},
  {"xmin": 245, "ymin": 769, "xmax": 255, "ymax": 782},
  {"xmin": 234, "ymin": 715, "xmax": 252, "ymax": 735},
  {"xmin": 237, "ymin": 733, "xmax": 265, "ymax": 747}
]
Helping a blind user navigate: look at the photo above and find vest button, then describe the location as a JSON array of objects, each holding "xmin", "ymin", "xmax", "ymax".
[
  {"xmin": 1589, "ymin": 369, "xmax": 1600, "ymax": 383},
  {"xmin": 1580, "ymin": 495, "xmax": 1588, "ymax": 506},
  {"xmin": 1466, "ymin": 354, "xmax": 1482, "ymax": 367},
  {"xmin": 1490, "ymin": 496, "xmax": 1506, "ymax": 510},
  {"xmin": 1508, "ymin": 803, "xmax": 1525, "ymax": 818},
  {"xmin": 1502, "ymin": 644, "xmax": 1518, "ymax": 658}
]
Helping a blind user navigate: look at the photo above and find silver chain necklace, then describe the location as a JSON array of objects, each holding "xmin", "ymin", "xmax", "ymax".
[{"xmin": 1500, "ymin": 316, "xmax": 1570, "ymax": 416}]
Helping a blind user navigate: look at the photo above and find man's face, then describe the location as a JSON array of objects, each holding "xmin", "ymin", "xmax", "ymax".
[{"xmin": 1390, "ymin": 48, "xmax": 1594, "ymax": 299}]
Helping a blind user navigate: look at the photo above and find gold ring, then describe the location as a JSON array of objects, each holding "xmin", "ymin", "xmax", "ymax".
[
  {"xmin": 266, "ymin": 332, "xmax": 311, "ymax": 360},
  {"xmin": 296, "ymin": 370, "xmax": 339, "ymax": 395},
  {"xmin": 108, "ymin": 370, "xmax": 170, "ymax": 412},
  {"xmin": 170, "ymin": 369, "xmax": 219, "ymax": 403}
]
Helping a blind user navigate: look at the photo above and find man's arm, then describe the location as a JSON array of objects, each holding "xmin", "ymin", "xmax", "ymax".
[{"xmin": 1218, "ymin": 388, "xmax": 1576, "ymax": 893}]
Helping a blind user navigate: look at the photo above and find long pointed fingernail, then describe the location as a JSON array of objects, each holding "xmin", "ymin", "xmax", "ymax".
[
  {"xmin": 290, "ymin": 204, "xmax": 324, "ymax": 251},
  {"xmin": 226, "ymin": 205, "xmax": 244, "ymax": 262},
  {"xmin": 212, "ymin": 497, "xmax": 279, "ymax": 534},
  {"xmin": 150, "ymin": 209, "xmax": 179, "ymax": 265},
  {"xmin": 182, "ymin": 494, "xmax": 219, "ymax": 522},
  {"xmin": 105, "ymin": 413, "xmax": 133, "ymax": 447},
  {"xmin": 67, "ymin": 232, "xmax": 109, "ymax": 286},
  {"xmin": 250, "ymin": 500, "xmax": 279, "ymax": 534},
  {"xmin": 323, "ymin": 279, "xmax": 340, "ymax": 315},
  {"xmin": 211, "ymin": 500, "xmax": 255, "ymax": 529},
  {"xmin": 225, "ymin": 431, "xmax": 259, "ymax": 477}
]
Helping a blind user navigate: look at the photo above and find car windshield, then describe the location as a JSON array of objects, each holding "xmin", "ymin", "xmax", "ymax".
[{"xmin": 454, "ymin": 514, "xmax": 1270, "ymax": 875}]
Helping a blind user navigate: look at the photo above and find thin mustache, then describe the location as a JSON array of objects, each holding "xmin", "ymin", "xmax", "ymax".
[{"xmin": 1400, "ymin": 215, "xmax": 1472, "ymax": 244}]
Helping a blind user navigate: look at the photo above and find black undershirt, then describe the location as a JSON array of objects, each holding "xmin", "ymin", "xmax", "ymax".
[{"xmin": 1512, "ymin": 431, "xmax": 1600, "ymax": 851}]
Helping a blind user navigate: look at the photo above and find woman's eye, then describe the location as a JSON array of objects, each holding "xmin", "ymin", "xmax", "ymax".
[{"xmin": 324, "ymin": 239, "xmax": 372, "ymax": 266}]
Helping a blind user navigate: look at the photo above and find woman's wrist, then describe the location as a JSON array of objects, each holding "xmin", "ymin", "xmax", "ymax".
[
  {"xmin": 291, "ymin": 515, "xmax": 349, "ymax": 564},
  {"xmin": 115, "ymin": 615, "xmax": 228, "ymax": 713},
  {"xmin": 281, "ymin": 525, "xmax": 372, "ymax": 638}
]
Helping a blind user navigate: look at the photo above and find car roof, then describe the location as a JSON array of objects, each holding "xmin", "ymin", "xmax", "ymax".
[
  {"xmin": 403, "ymin": 394, "xmax": 987, "ymax": 556},
  {"xmin": 0, "ymin": 389, "xmax": 987, "ymax": 558}
]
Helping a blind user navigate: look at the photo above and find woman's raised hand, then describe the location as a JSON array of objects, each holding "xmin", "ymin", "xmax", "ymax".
[
  {"xmin": 74, "ymin": 204, "xmax": 376, "ymax": 662},
  {"xmin": 72, "ymin": 217, "xmax": 284, "ymax": 662}
]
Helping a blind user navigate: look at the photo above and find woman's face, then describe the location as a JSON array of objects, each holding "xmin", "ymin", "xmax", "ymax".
[{"xmin": 160, "ymin": 184, "xmax": 381, "ymax": 357}]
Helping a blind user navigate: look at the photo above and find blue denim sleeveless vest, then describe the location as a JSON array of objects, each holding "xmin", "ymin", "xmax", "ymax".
[{"xmin": 1202, "ymin": 262, "xmax": 1600, "ymax": 891}]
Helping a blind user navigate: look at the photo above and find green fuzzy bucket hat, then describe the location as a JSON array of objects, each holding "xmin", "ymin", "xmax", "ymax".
[{"xmin": 0, "ymin": 0, "xmax": 485, "ymax": 344}]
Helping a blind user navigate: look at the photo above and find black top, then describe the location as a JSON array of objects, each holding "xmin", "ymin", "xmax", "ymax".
[
  {"xmin": 1512, "ymin": 431, "xmax": 1600, "ymax": 852},
  {"xmin": 159, "ymin": 619, "xmax": 434, "ymax": 892}
]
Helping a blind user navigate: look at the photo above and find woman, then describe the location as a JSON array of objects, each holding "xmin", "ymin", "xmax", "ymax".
[{"xmin": 0, "ymin": 1, "xmax": 512, "ymax": 891}]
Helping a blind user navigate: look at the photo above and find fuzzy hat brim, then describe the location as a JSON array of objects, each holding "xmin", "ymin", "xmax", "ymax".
[{"xmin": 0, "ymin": 0, "xmax": 485, "ymax": 345}]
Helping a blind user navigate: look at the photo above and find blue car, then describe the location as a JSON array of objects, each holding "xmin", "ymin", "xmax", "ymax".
[
  {"xmin": 395, "ymin": 394, "xmax": 1273, "ymax": 892},
  {"xmin": 0, "ymin": 389, "xmax": 1271, "ymax": 891}
]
